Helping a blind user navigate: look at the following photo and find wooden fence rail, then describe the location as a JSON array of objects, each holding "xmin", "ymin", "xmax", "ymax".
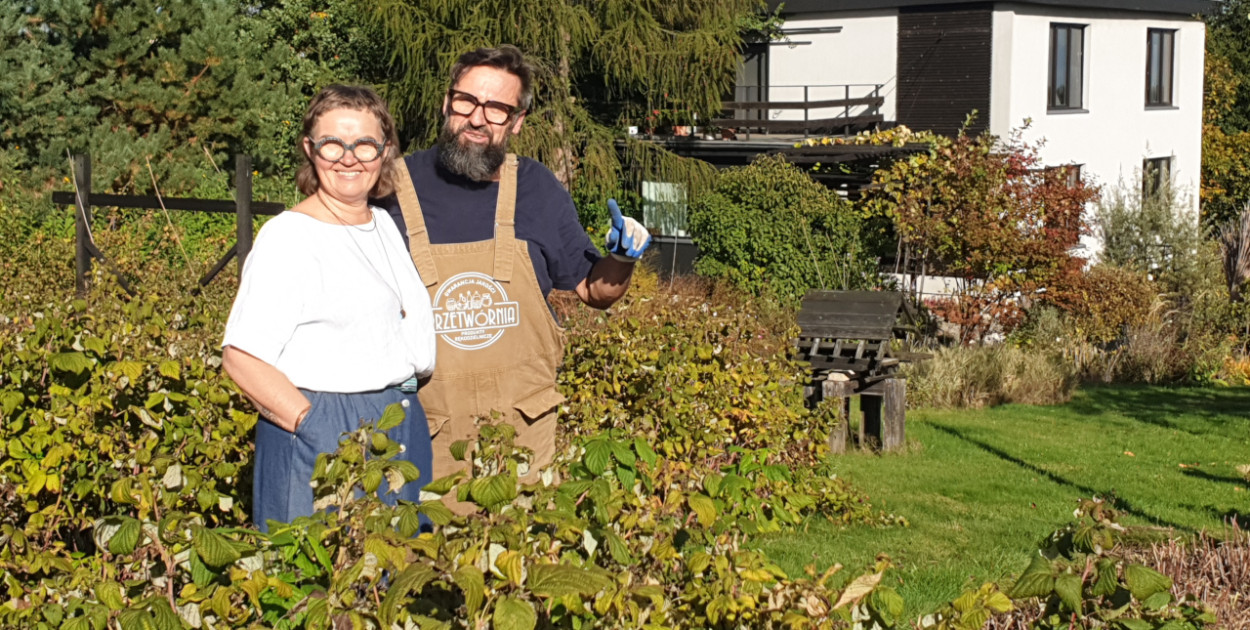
[{"xmin": 51, "ymin": 153, "xmax": 284, "ymax": 295}]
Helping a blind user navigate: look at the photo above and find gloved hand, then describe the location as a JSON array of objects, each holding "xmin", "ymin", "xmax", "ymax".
[{"xmin": 605, "ymin": 198, "xmax": 651, "ymax": 263}]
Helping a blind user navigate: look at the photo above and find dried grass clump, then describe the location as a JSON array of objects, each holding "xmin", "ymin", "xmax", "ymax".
[
  {"xmin": 1123, "ymin": 527, "xmax": 1250, "ymax": 630},
  {"xmin": 984, "ymin": 526, "xmax": 1250, "ymax": 630},
  {"xmin": 902, "ymin": 344, "xmax": 1079, "ymax": 409}
]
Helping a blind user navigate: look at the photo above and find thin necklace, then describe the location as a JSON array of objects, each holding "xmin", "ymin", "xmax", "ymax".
[{"xmin": 319, "ymin": 192, "xmax": 407, "ymax": 319}]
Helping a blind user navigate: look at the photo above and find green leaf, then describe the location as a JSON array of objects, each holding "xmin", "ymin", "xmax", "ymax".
[
  {"xmin": 1120, "ymin": 619, "xmax": 1153, "ymax": 630},
  {"xmin": 111, "ymin": 361, "xmax": 145, "ymax": 383},
  {"xmin": 145, "ymin": 392, "xmax": 166, "ymax": 410},
  {"xmin": 687, "ymin": 493, "xmax": 717, "ymax": 527},
  {"xmin": 424, "ymin": 472, "xmax": 463, "ymax": 495},
  {"xmin": 468, "ymin": 474, "xmax": 516, "ymax": 509},
  {"xmin": 96, "ymin": 581, "xmax": 125, "ymax": 611},
  {"xmin": 363, "ymin": 466, "xmax": 383, "ymax": 494},
  {"xmin": 150, "ymin": 598, "xmax": 181, "ymax": 630},
  {"xmin": 1009, "ymin": 554, "xmax": 1055, "ymax": 599},
  {"xmin": 617, "ymin": 465, "xmax": 636, "ymax": 490},
  {"xmin": 0, "ymin": 391, "xmax": 23, "ymax": 417},
  {"xmin": 157, "ymin": 360, "xmax": 181, "ymax": 380},
  {"xmin": 703, "ymin": 472, "xmax": 723, "ymax": 497},
  {"xmin": 603, "ymin": 529, "xmax": 634, "ymax": 565},
  {"xmin": 528, "ymin": 564, "xmax": 613, "ymax": 598},
  {"xmin": 449, "ymin": 440, "xmax": 470, "ymax": 462},
  {"xmin": 870, "ymin": 586, "xmax": 905, "ymax": 624},
  {"xmin": 305, "ymin": 597, "xmax": 330, "ymax": 630},
  {"xmin": 1142, "ymin": 591, "xmax": 1173, "ymax": 611},
  {"xmin": 189, "ymin": 549, "xmax": 215, "ymax": 588},
  {"xmin": 984, "ymin": 591, "xmax": 1013, "ymax": 613},
  {"xmin": 1125, "ymin": 563, "xmax": 1172, "ymax": 601},
  {"xmin": 493, "ymin": 597, "xmax": 537, "ymax": 630},
  {"xmin": 1091, "ymin": 557, "xmax": 1119, "ymax": 597},
  {"xmin": 380, "ymin": 563, "xmax": 439, "ymax": 626},
  {"xmin": 62, "ymin": 617, "xmax": 94, "ymax": 630},
  {"xmin": 48, "ymin": 351, "xmax": 93, "ymax": 374},
  {"xmin": 191, "ymin": 526, "xmax": 241, "ymax": 568},
  {"xmin": 417, "ymin": 501, "xmax": 455, "ymax": 526},
  {"xmin": 453, "ymin": 566, "xmax": 486, "ymax": 615},
  {"xmin": 117, "ymin": 608, "xmax": 154, "ymax": 630},
  {"xmin": 396, "ymin": 505, "xmax": 424, "ymax": 537},
  {"xmin": 1054, "ymin": 574, "xmax": 1083, "ymax": 612},
  {"xmin": 583, "ymin": 439, "xmax": 612, "ymax": 476},
  {"xmin": 378, "ymin": 402, "xmax": 406, "ymax": 430},
  {"xmin": 108, "ymin": 517, "xmax": 142, "ymax": 555},
  {"xmin": 392, "ymin": 459, "xmax": 421, "ymax": 483},
  {"xmin": 609, "ymin": 440, "xmax": 636, "ymax": 467},
  {"xmin": 633, "ymin": 437, "xmax": 658, "ymax": 466}
]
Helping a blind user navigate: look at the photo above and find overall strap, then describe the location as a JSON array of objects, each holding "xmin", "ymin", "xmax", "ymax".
[
  {"xmin": 492, "ymin": 154, "xmax": 519, "ymax": 283},
  {"xmin": 393, "ymin": 158, "xmax": 439, "ymax": 287}
]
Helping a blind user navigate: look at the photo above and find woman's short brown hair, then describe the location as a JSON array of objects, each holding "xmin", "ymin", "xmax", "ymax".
[{"xmin": 296, "ymin": 84, "xmax": 401, "ymax": 198}]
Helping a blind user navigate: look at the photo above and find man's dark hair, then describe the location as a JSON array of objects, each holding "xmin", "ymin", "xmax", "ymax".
[{"xmin": 449, "ymin": 45, "xmax": 534, "ymax": 112}]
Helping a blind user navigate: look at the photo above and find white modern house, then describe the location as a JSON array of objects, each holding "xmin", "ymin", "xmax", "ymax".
[{"xmin": 755, "ymin": 0, "xmax": 1213, "ymax": 220}]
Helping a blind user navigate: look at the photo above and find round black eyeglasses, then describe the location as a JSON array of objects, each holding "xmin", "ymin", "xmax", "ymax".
[
  {"xmin": 308, "ymin": 136, "xmax": 387, "ymax": 163},
  {"xmin": 446, "ymin": 89, "xmax": 522, "ymax": 125}
]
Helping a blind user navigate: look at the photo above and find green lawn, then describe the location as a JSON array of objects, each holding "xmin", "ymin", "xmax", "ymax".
[{"xmin": 756, "ymin": 385, "xmax": 1250, "ymax": 617}]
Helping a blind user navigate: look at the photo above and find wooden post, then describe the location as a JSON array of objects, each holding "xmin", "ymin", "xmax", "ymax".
[
  {"xmin": 829, "ymin": 418, "xmax": 848, "ymax": 454},
  {"xmin": 234, "ymin": 154, "xmax": 253, "ymax": 281},
  {"xmin": 861, "ymin": 394, "xmax": 882, "ymax": 451},
  {"xmin": 73, "ymin": 154, "xmax": 92, "ymax": 296},
  {"xmin": 882, "ymin": 378, "xmax": 906, "ymax": 452}
]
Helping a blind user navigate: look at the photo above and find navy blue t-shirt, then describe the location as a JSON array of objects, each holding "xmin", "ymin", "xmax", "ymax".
[{"xmin": 375, "ymin": 148, "xmax": 601, "ymax": 298}]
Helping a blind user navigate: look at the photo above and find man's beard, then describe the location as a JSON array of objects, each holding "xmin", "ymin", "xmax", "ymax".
[{"xmin": 436, "ymin": 119, "xmax": 508, "ymax": 182}]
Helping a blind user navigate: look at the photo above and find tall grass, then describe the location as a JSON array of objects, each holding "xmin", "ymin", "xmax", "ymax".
[{"xmin": 902, "ymin": 344, "xmax": 1079, "ymax": 408}]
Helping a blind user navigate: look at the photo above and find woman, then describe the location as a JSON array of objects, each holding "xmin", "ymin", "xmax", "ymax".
[{"xmin": 222, "ymin": 85, "xmax": 435, "ymax": 531}]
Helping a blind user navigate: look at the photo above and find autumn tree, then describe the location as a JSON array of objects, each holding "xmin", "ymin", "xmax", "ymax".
[{"xmin": 861, "ymin": 124, "xmax": 1099, "ymax": 342}]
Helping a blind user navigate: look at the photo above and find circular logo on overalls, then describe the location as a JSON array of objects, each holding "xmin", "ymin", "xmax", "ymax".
[{"xmin": 431, "ymin": 272, "xmax": 521, "ymax": 350}]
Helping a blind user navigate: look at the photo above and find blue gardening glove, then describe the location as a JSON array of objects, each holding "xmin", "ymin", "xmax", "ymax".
[{"xmin": 605, "ymin": 198, "xmax": 651, "ymax": 263}]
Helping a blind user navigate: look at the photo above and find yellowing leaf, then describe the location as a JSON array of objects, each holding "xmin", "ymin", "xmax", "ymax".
[
  {"xmin": 493, "ymin": 596, "xmax": 537, "ymax": 630},
  {"xmin": 833, "ymin": 571, "xmax": 882, "ymax": 610}
]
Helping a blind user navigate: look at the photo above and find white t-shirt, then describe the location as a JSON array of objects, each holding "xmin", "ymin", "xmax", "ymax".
[{"xmin": 222, "ymin": 208, "xmax": 435, "ymax": 393}]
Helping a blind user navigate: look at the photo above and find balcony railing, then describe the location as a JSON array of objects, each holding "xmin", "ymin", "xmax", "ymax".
[{"xmin": 715, "ymin": 83, "xmax": 886, "ymax": 139}]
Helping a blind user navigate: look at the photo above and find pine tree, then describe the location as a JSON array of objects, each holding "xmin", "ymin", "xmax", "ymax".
[
  {"xmin": 0, "ymin": 0, "xmax": 364, "ymax": 194},
  {"xmin": 360, "ymin": 0, "xmax": 769, "ymax": 203}
]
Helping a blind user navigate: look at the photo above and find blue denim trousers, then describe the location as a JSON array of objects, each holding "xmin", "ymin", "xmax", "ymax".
[{"xmin": 252, "ymin": 388, "xmax": 433, "ymax": 532}]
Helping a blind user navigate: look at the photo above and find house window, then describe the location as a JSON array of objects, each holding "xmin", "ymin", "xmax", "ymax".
[
  {"xmin": 1060, "ymin": 164, "xmax": 1083, "ymax": 187},
  {"xmin": 1041, "ymin": 164, "xmax": 1083, "ymax": 187},
  {"xmin": 1049, "ymin": 24, "xmax": 1086, "ymax": 110},
  {"xmin": 1146, "ymin": 29, "xmax": 1175, "ymax": 106},
  {"xmin": 1142, "ymin": 157, "xmax": 1172, "ymax": 200}
]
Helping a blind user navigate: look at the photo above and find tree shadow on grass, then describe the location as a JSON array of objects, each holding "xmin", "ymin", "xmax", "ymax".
[
  {"xmin": 1064, "ymin": 385, "xmax": 1250, "ymax": 439},
  {"xmin": 1181, "ymin": 468, "xmax": 1249, "ymax": 489},
  {"xmin": 930, "ymin": 423, "xmax": 1192, "ymax": 532}
]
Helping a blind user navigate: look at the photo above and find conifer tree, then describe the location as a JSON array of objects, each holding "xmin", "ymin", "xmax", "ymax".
[
  {"xmin": 360, "ymin": 0, "xmax": 771, "ymax": 203},
  {"xmin": 0, "ymin": 0, "xmax": 376, "ymax": 194}
]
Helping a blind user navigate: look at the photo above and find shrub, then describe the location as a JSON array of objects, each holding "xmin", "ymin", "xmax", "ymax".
[
  {"xmin": 687, "ymin": 154, "xmax": 878, "ymax": 304},
  {"xmin": 862, "ymin": 123, "xmax": 1096, "ymax": 298},
  {"xmin": 902, "ymin": 344, "xmax": 1079, "ymax": 409},
  {"xmin": 0, "ymin": 211, "xmax": 909, "ymax": 630},
  {"xmin": 1095, "ymin": 175, "xmax": 1203, "ymax": 291},
  {"xmin": 1043, "ymin": 265, "xmax": 1157, "ymax": 345}
]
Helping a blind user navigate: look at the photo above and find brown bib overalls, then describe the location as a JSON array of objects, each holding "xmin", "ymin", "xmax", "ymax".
[{"xmin": 394, "ymin": 155, "xmax": 566, "ymax": 514}]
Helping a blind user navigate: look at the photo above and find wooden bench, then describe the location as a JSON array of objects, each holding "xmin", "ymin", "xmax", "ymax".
[{"xmin": 794, "ymin": 290, "xmax": 923, "ymax": 453}]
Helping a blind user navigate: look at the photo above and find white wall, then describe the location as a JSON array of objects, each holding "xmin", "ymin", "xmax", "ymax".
[
  {"xmin": 989, "ymin": 3, "xmax": 1206, "ymax": 230},
  {"xmin": 767, "ymin": 10, "xmax": 898, "ymax": 123}
]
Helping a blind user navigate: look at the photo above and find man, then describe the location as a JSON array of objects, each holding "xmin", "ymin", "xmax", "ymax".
[{"xmin": 379, "ymin": 45, "xmax": 650, "ymax": 512}]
